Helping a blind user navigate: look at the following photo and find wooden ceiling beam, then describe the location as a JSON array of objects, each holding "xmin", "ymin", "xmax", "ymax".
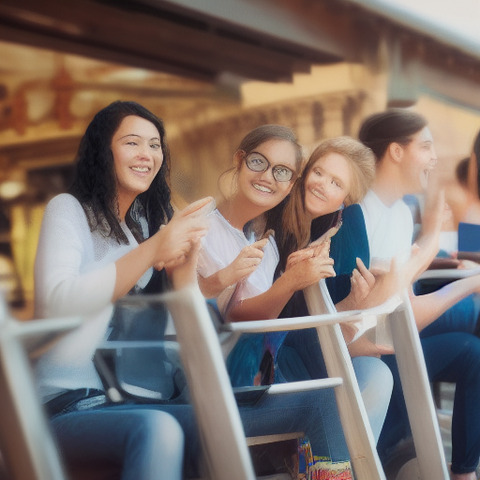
[{"xmin": 0, "ymin": 0, "xmax": 339, "ymax": 83}]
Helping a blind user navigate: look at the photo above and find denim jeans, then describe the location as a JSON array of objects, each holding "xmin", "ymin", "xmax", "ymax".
[
  {"xmin": 278, "ymin": 328, "xmax": 393, "ymax": 443},
  {"xmin": 51, "ymin": 407, "xmax": 184, "ymax": 480},
  {"xmin": 51, "ymin": 389, "xmax": 350, "ymax": 480},
  {"xmin": 418, "ymin": 293, "xmax": 480, "ymax": 338},
  {"xmin": 379, "ymin": 332, "xmax": 480, "ymax": 475}
]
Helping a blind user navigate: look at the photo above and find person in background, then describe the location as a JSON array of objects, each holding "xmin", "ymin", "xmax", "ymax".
[
  {"xmin": 442, "ymin": 131, "xmax": 480, "ymax": 232},
  {"xmin": 329, "ymin": 109, "xmax": 480, "ymax": 480}
]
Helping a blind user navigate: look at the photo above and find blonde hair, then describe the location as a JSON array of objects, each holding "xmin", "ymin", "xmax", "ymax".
[{"xmin": 274, "ymin": 136, "xmax": 375, "ymax": 269}]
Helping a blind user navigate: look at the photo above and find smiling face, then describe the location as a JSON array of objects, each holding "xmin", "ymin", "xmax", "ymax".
[
  {"xmin": 304, "ymin": 152, "xmax": 352, "ymax": 219},
  {"xmin": 236, "ymin": 138, "xmax": 298, "ymax": 213},
  {"xmin": 398, "ymin": 126, "xmax": 437, "ymax": 194},
  {"xmin": 111, "ymin": 115, "xmax": 163, "ymax": 214}
]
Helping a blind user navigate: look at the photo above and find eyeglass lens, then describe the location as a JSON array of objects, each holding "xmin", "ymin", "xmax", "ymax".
[{"xmin": 245, "ymin": 153, "xmax": 293, "ymax": 182}]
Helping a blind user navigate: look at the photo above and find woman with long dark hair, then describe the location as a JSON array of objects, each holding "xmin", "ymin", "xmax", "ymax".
[{"xmin": 34, "ymin": 100, "xmax": 210, "ymax": 479}]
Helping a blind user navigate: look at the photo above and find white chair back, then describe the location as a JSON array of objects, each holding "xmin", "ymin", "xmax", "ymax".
[{"xmin": 0, "ymin": 296, "xmax": 80, "ymax": 480}]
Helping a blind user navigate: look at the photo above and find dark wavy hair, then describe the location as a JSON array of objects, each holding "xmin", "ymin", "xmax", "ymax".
[
  {"xmin": 358, "ymin": 109, "xmax": 428, "ymax": 162},
  {"xmin": 69, "ymin": 101, "xmax": 173, "ymax": 244}
]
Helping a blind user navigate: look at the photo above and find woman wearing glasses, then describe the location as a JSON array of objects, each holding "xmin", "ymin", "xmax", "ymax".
[
  {"xmin": 197, "ymin": 127, "xmax": 393, "ymax": 463},
  {"xmin": 197, "ymin": 125, "xmax": 332, "ymax": 323}
]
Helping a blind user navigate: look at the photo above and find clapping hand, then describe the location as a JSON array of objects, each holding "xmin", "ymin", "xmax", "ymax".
[
  {"xmin": 221, "ymin": 238, "xmax": 269, "ymax": 286},
  {"xmin": 284, "ymin": 240, "xmax": 335, "ymax": 291},
  {"xmin": 153, "ymin": 197, "xmax": 212, "ymax": 271}
]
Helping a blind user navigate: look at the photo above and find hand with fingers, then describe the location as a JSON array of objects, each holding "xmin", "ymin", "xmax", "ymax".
[
  {"xmin": 222, "ymin": 238, "xmax": 269, "ymax": 285},
  {"xmin": 338, "ymin": 257, "xmax": 404, "ymax": 311},
  {"xmin": 284, "ymin": 244, "xmax": 335, "ymax": 292},
  {"xmin": 286, "ymin": 239, "xmax": 331, "ymax": 269},
  {"xmin": 197, "ymin": 236, "xmax": 269, "ymax": 299},
  {"xmin": 153, "ymin": 197, "xmax": 212, "ymax": 271}
]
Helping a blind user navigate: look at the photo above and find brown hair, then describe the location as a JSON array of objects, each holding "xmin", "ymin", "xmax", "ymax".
[
  {"xmin": 358, "ymin": 109, "xmax": 428, "ymax": 162},
  {"xmin": 218, "ymin": 124, "xmax": 303, "ymax": 199}
]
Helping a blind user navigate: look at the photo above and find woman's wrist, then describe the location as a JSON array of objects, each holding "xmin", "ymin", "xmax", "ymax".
[{"xmin": 275, "ymin": 271, "xmax": 298, "ymax": 297}]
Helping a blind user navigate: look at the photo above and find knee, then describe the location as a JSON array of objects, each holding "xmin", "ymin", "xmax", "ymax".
[
  {"xmin": 355, "ymin": 357, "xmax": 393, "ymax": 408},
  {"xmin": 130, "ymin": 410, "xmax": 184, "ymax": 454}
]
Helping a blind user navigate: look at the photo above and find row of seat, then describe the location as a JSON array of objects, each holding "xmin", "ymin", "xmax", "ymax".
[{"xmin": 0, "ymin": 280, "xmax": 448, "ymax": 479}]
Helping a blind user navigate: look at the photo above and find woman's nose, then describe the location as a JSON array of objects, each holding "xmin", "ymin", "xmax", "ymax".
[
  {"xmin": 258, "ymin": 167, "xmax": 275, "ymax": 182},
  {"xmin": 138, "ymin": 143, "xmax": 152, "ymax": 158}
]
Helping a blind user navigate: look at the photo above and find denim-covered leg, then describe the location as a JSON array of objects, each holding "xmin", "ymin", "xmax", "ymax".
[
  {"xmin": 51, "ymin": 408, "xmax": 184, "ymax": 480},
  {"xmin": 423, "ymin": 333, "xmax": 480, "ymax": 475},
  {"xmin": 278, "ymin": 329, "xmax": 392, "ymax": 444},
  {"xmin": 420, "ymin": 294, "xmax": 479, "ymax": 338},
  {"xmin": 240, "ymin": 388, "xmax": 349, "ymax": 461},
  {"xmin": 379, "ymin": 333, "xmax": 480, "ymax": 475}
]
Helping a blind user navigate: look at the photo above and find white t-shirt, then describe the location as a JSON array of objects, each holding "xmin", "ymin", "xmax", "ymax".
[
  {"xmin": 198, "ymin": 209, "xmax": 279, "ymax": 317},
  {"xmin": 361, "ymin": 189, "xmax": 414, "ymax": 267},
  {"xmin": 359, "ymin": 190, "xmax": 415, "ymax": 346},
  {"xmin": 34, "ymin": 193, "xmax": 152, "ymax": 400}
]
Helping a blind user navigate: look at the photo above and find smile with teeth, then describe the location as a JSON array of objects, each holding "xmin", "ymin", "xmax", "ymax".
[
  {"xmin": 253, "ymin": 183, "xmax": 273, "ymax": 193},
  {"xmin": 131, "ymin": 166, "xmax": 150, "ymax": 173}
]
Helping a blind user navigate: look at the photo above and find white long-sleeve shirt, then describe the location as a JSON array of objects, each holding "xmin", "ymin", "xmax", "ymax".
[{"xmin": 34, "ymin": 193, "xmax": 152, "ymax": 400}]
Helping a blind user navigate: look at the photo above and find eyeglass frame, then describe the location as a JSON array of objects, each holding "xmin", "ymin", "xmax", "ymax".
[{"xmin": 241, "ymin": 151, "xmax": 296, "ymax": 182}]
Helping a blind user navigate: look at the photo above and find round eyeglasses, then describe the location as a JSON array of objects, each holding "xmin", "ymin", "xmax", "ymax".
[{"xmin": 244, "ymin": 152, "xmax": 295, "ymax": 182}]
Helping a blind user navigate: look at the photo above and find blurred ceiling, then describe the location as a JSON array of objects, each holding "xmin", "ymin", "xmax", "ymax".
[
  {"xmin": 0, "ymin": 0, "xmax": 346, "ymax": 84},
  {"xmin": 0, "ymin": 0, "xmax": 480, "ymax": 176}
]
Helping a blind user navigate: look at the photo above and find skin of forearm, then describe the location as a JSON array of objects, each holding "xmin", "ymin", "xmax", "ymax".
[
  {"xmin": 227, "ymin": 274, "xmax": 296, "ymax": 322},
  {"xmin": 335, "ymin": 295, "xmax": 357, "ymax": 312},
  {"xmin": 198, "ymin": 268, "xmax": 233, "ymax": 299},
  {"xmin": 413, "ymin": 275, "xmax": 480, "ymax": 331}
]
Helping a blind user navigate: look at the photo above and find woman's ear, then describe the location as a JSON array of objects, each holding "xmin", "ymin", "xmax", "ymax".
[
  {"xmin": 233, "ymin": 150, "xmax": 244, "ymax": 169},
  {"xmin": 388, "ymin": 142, "xmax": 404, "ymax": 164}
]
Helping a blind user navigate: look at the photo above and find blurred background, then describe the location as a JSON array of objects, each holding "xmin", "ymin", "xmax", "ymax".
[{"xmin": 0, "ymin": 0, "xmax": 479, "ymax": 319}]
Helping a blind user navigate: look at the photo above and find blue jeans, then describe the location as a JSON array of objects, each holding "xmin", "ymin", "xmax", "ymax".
[
  {"xmin": 150, "ymin": 389, "xmax": 351, "ymax": 472},
  {"xmin": 51, "ymin": 407, "xmax": 184, "ymax": 480},
  {"xmin": 418, "ymin": 293, "xmax": 480, "ymax": 338},
  {"xmin": 379, "ymin": 332, "xmax": 480, "ymax": 475},
  {"xmin": 51, "ymin": 389, "xmax": 354, "ymax": 479},
  {"xmin": 279, "ymin": 329, "xmax": 393, "ymax": 443},
  {"xmin": 227, "ymin": 329, "xmax": 392, "ymax": 454}
]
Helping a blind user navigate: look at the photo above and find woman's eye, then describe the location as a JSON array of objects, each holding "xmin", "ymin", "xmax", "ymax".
[
  {"xmin": 150, "ymin": 143, "xmax": 161, "ymax": 150},
  {"xmin": 126, "ymin": 141, "xmax": 138, "ymax": 146}
]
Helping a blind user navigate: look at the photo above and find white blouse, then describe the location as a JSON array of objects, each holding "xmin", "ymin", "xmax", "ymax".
[{"xmin": 198, "ymin": 209, "xmax": 279, "ymax": 318}]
